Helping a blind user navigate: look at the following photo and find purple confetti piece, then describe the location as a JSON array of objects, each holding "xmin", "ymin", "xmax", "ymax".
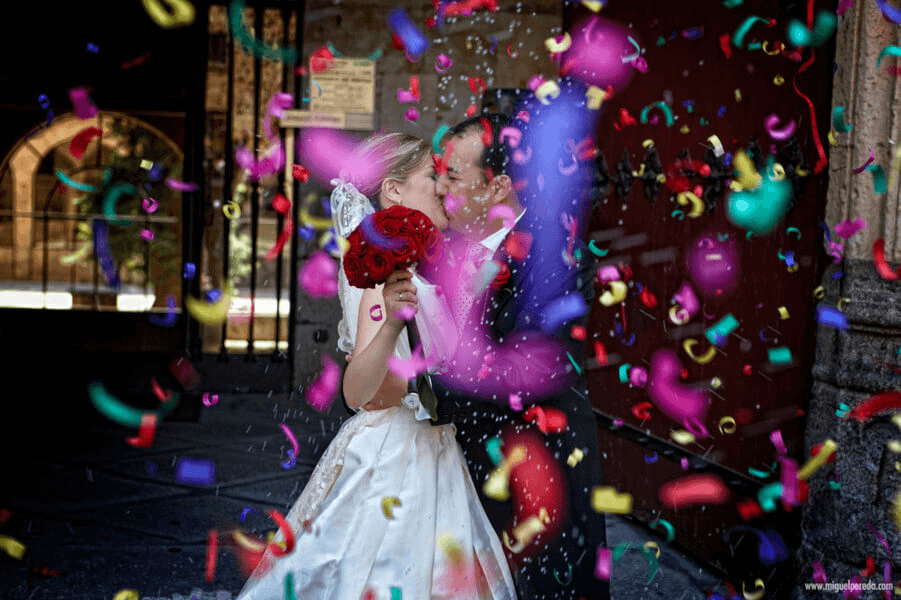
[
  {"xmin": 175, "ymin": 458, "xmax": 215, "ymax": 486},
  {"xmin": 834, "ymin": 217, "xmax": 867, "ymax": 238}
]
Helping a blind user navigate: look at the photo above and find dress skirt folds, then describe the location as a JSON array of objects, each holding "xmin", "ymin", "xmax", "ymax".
[{"xmin": 235, "ymin": 404, "xmax": 517, "ymax": 600}]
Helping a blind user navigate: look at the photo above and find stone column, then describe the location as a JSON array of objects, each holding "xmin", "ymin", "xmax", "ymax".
[{"xmin": 795, "ymin": 2, "xmax": 901, "ymax": 597}]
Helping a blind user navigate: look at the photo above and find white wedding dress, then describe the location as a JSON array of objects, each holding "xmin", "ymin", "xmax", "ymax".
[{"xmin": 236, "ymin": 185, "xmax": 516, "ymax": 600}]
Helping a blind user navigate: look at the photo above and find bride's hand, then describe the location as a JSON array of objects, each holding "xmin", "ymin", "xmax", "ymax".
[{"xmin": 382, "ymin": 270, "xmax": 418, "ymax": 330}]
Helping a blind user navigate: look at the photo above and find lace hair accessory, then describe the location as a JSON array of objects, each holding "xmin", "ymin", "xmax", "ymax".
[
  {"xmin": 330, "ymin": 177, "xmax": 377, "ymax": 356},
  {"xmin": 330, "ymin": 177, "xmax": 376, "ymax": 238}
]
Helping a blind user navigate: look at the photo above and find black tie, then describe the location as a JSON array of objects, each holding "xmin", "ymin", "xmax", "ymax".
[{"xmin": 406, "ymin": 320, "xmax": 438, "ymax": 421}]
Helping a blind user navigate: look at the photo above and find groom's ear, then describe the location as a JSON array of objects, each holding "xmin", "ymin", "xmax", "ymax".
[
  {"xmin": 380, "ymin": 178, "xmax": 402, "ymax": 207},
  {"xmin": 486, "ymin": 174, "xmax": 512, "ymax": 205}
]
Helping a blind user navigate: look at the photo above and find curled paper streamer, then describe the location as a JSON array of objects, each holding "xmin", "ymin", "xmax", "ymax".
[
  {"xmin": 852, "ymin": 147, "xmax": 876, "ymax": 174},
  {"xmin": 832, "ymin": 106, "xmax": 853, "ymax": 132},
  {"xmin": 126, "ymin": 413, "xmax": 158, "ymax": 449},
  {"xmin": 381, "ymin": 496, "xmax": 402, "ymax": 519},
  {"xmin": 186, "ymin": 292, "xmax": 231, "ymax": 324},
  {"xmin": 640, "ymin": 102, "xmax": 674, "ymax": 127},
  {"xmin": 142, "ymin": 0, "xmax": 195, "ymax": 28},
  {"xmin": 69, "ymin": 87, "xmax": 98, "ymax": 119},
  {"xmin": 873, "ymin": 239, "xmax": 901, "ymax": 281},
  {"xmin": 228, "ymin": 0, "xmax": 297, "ymax": 63},
  {"xmin": 732, "ymin": 16, "xmax": 775, "ymax": 49},
  {"xmin": 846, "ymin": 391, "xmax": 901, "ymax": 423},
  {"xmin": 279, "ymin": 423, "xmax": 299, "ymax": 470},
  {"xmin": 56, "ymin": 169, "xmax": 98, "ymax": 193},
  {"xmin": 878, "ymin": 45, "xmax": 901, "ymax": 67},
  {"xmin": 535, "ymin": 81, "xmax": 561, "ymax": 105},
  {"xmin": 148, "ymin": 294, "xmax": 177, "ymax": 327},
  {"xmin": 165, "ymin": 178, "xmax": 200, "ymax": 191},
  {"xmin": 659, "ymin": 474, "xmax": 730, "ymax": 508},
  {"xmin": 764, "ymin": 114, "xmax": 796, "ymax": 140},
  {"xmin": 88, "ymin": 381, "xmax": 178, "ymax": 428},
  {"xmin": 69, "ymin": 127, "xmax": 103, "ymax": 159},
  {"xmin": 595, "ymin": 547, "xmax": 612, "ymax": 580},
  {"xmin": 306, "ymin": 354, "xmax": 340, "ymax": 411},
  {"xmin": 435, "ymin": 54, "xmax": 453, "ymax": 72},
  {"xmin": 266, "ymin": 510, "xmax": 295, "ymax": 557}
]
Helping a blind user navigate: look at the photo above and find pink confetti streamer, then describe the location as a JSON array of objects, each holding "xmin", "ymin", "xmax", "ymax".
[
  {"xmin": 435, "ymin": 53, "xmax": 453, "ymax": 72},
  {"xmin": 834, "ymin": 217, "xmax": 867, "ymax": 238},
  {"xmin": 405, "ymin": 108, "xmax": 420, "ymax": 122},
  {"xmin": 387, "ymin": 343, "xmax": 432, "ymax": 379},
  {"xmin": 298, "ymin": 250, "xmax": 338, "ymax": 298},
  {"xmin": 265, "ymin": 92, "xmax": 294, "ymax": 141},
  {"xmin": 812, "ymin": 560, "xmax": 827, "ymax": 584},
  {"xmin": 866, "ymin": 522, "xmax": 892, "ymax": 557},
  {"xmin": 279, "ymin": 424, "xmax": 300, "ymax": 466},
  {"xmin": 166, "ymin": 178, "xmax": 200, "ymax": 191},
  {"xmin": 595, "ymin": 547, "xmax": 612, "ymax": 580},
  {"xmin": 852, "ymin": 147, "xmax": 876, "ymax": 174},
  {"xmin": 770, "ymin": 429, "xmax": 787, "ymax": 454},
  {"xmin": 236, "ymin": 143, "xmax": 286, "ymax": 181},
  {"xmin": 764, "ymin": 113, "xmax": 797, "ymax": 140},
  {"xmin": 69, "ymin": 87, "xmax": 98, "ymax": 119},
  {"xmin": 779, "ymin": 457, "xmax": 800, "ymax": 506},
  {"xmin": 306, "ymin": 355, "xmax": 340, "ymax": 411}
]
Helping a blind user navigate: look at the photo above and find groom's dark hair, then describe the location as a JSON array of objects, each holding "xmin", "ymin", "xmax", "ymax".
[{"xmin": 444, "ymin": 112, "xmax": 514, "ymax": 183}]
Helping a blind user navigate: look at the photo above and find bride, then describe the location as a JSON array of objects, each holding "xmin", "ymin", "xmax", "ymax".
[{"xmin": 235, "ymin": 133, "xmax": 517, "ymax": 600}]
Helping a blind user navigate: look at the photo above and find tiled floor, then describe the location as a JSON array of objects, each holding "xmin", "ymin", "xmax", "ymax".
[{"xmin": 0, "ymin": 393, "xmax": 737, "ymax": 600}]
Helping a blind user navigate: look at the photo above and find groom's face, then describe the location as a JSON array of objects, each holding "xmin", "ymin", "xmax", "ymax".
[{"xmin": 437, "ymin": 130, "xmax": 492, "ymax": 238}]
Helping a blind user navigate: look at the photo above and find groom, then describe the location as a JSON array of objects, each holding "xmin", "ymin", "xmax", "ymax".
[{"xmin": 430, "ymin": 109, "xmax": 611, "ymax": 600}]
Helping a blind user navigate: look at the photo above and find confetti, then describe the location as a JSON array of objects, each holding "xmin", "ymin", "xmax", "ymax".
[
  {"xmin": 0, "ymin": 535, "xmax": 26, "ymax": 560},
  {"xmin": 639, "ymin": 101, "xmax": 674, "ymax": 126},
  {"xmin": 659, "ymin": 474, "xmax": 730, "ymax": 508},
  {"xmin": 69, "ymin": 127, "xmax": 103, "ymax": 160},
  {"xmin": 126, "ymin": 413, "xmax": 157, "ymax": 449},
  {"xmin": 141, "ymin": 0, "xmax": 195, "ymax": 28},
  {"xmin": 306, "ymin": 354, "xmax": 340, "ymax": 411},
  {"xmin": 591, "ymin": 486, "xmax": 633, "ymax": 514},
  {"xmin": 381, "ymin": 496, "xmax": 402, "ymax": 519},
  {"xmin": 873, "ymin": 239, "xmax": 900, "ymax": 281},
  {"xmin": 175, "ymin": 458, "xmax": 215, "ymax": 486},
  {"xmin": 764, "ymin": 114, "xmax": 796, "ymax": 140},
  {"xmin": 68, "ymin": 87, "xmax": 98, "ymax": 119},
  {"xmin": 229, "ymin": 0, "xmax": 297, "ymax": 62}
]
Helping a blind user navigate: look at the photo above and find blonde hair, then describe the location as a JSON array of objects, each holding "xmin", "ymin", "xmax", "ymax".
[{"xmin": 346, "ymin": 132, "xmax": 430, "ymax": 203}]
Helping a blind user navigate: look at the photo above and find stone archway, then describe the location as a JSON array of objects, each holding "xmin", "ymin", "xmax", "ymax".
[{"xmin": 0, "ymin": 111, "xmax": 183, "ymax": 280}]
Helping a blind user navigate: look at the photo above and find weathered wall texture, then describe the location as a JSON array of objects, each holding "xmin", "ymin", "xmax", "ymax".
[
  {"xmin": 795, "ymin": 2, "xmax": 901, "ymax": 597},
  {"xmin": 303, "ymin": 0, "xmax": 563, "ymax": 136}
]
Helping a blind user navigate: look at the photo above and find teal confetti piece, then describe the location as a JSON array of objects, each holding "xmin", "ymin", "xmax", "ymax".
[
  {"xmin": 649, "ymin": 518, "xmax": 675, "ymax": 543},
  {"xmin": 588, "ymin": 240, "xmax": 609, "ymax": 257},
  {"xmin": 56, "ymin": 169, "xmax": 99, "ymax": 192},
  {"xmin": 326, "ymin": 41, "xmax": 343, "ymax": 57},
  {"xmin": 640, "ymin": 547, "xmax": 660, "ymax": 585},
  {"xmin": 723, "ymin": 0, "xmax": 743, "ymax": 6},
  {"xmin": 832, "ymin": 106, "xmax": 853, "ymax": 132},
  {"xmin": 285, "ymin": 573, "xmax": 297, "ymax": 600},
  {"xmin": 432, "ymin": 124, "xmax": 450, "ymax": 155},
  {"xmin": 828, "ymin": 480, "xmax": 842, "ymax": 490},
  {"xmin": 657, "ymin": 36, "xmax": 666, "ymax": 46},
  {"xmin": 367, "ymin": 48, "xmax": 383, "ymax": 61},
  {"xmin": 705, "ymin": 314, "xmax": 739, "ymax": 346},
  {"xmin": 757, "ymin": 482, "xmax": 783, "ymax": 511},
  {"xmin": 640, "ymin": 101, "xmax": 674, "ymax": 127},
  {"xmin": 867, "ymin": 163, "xmax": 887, "ymax": 194},
  {"xmin": 748, "ymin": 467, "xmax": 772, "ymax": 478},
  {"xmin": 618, "ymin": 363, "xmax": 632, "ymax": 383},
  {"xmin": 732, "ymin": 16, "xmax": 772, "ymax": 49},
  {"xmin": 566, "ymin": 351, "xmax": 583, "ymax": 375},
  {"xmin": 878, "ymin": 45, "xmax": 901, "ymax": 66},
  {"xmin": 390, "ymin": 586, "xmax": 402, "ymax": 600},
  {"xmin": 485, "ymin": 437, "xmax": 504, "ymax": 466},
  {"xmin": 768, "ymin": 346, "xmax": 793, "ymax": 365},
  {"xmin": 611, "ymin": 541, "xmax": 633, "ymax": 562}
]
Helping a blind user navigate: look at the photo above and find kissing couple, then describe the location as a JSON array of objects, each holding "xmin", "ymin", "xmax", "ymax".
[{"xmin": 236, "ymin": 110, "xmax": 610, "ymax": 600}]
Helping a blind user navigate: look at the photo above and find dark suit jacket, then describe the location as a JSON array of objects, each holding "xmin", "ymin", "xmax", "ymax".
[{"xmin": 431, "ymin": 223, "xmax": 610, "ymax": 600}]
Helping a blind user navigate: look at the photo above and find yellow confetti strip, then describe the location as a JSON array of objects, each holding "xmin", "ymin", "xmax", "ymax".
[
  {"xmin": 113, "ymin": 591, "xmax": 140, "ymax": 600},
  {"xmin": 777, "ymin": 306, "xmax": 790, "ymax": 320},
  {"xmin": 582, "ymin": 0, "xmax": 604, "ymax": 11},
  {"xmin": 545, "ymin": 33, "xmax": 572, "ymax": 53},
  {"xmin": 0, "ymin": 535, "xmax": 25, "ymax": 560},
  {"xmin": 536, "ymin": 81, "xmax": 561, "ymax": 105},
  {"xmin": 585, "ymin": 86, "xmax": 607, "ymax": 110},
  {"xmin": 732, "ymin": 150, "xmax": 762, "ymax": 190},
  {"xmin": 642, "ymin": 139, "xmax": 655, "ymax": 148},
  {"xmin": 591, "ymin": 486, "xmax": 633, "ymax": 514},
  {"xmin": 599, "ymin": 280, "xmax": 628, "ymax": 306},
  {"xmin": 567, "ymin": 448, "xmax": 584, "ymax": 467},
  {"xmin": 680, "ymin": 125, "xmax": 691, "ymax": 134},
  {"xmin": 186, "ymin": 292, "xmax": 232, "ymax": 325},
  {"xmin": 438, "ymin": 534, "xmax": 465, "ymax": 566},
  {"xmin": 677, "ymin": 192, "xmax": 704, "ymax": 217},
  {"xmin": 773, "ymin": 74, "xmax": 785, "ymax": 85},
  {"xmin": 482, "ymin": 445, "xmax": 526, "ymax": 501},
  {"xmin": 683, "ymin": 338, "xmax": 716, "ymax": 364},
  {"xmin": 670, "ymin": 430, "xmax": 696, "ymax": 445},
  {"xmin": 707, "ymin": 135, "xmax": 724, "ymax": 157},
  {"xmin": 381, "ymin": 496, "xmax": 402, "ymax": 519},
  {"xmin": 813, "ymin": 285, "xmax": 826, "ymax": 299},
  {"xmin": 837, "ymin": 298, "xmax": 851, "ymax": 311},
  {"xmin": 643, "ymin": 541, "xmax": 661, "ymax": 559},
  {"xmin": 141, "ymin": 0, "xmax": 195, "ymax": 29},
  {"xmin": 828, "ymin": 130, "xmax": 838, "ymax": 146},
  {"xmin": 223, "ymin": 201, "xmax": 241, "ymax": 220},
  {"xmin": 743, "ymin": 578, "xmax": 766, "ymax": 600},
  {"xmin": 735, "ymin": 89, "xmax": 742, "ymax": 102},
  {"xmin": 719, "ymin": 417, "xmax": 737, "ymax": 434},
  {"xmin": 797, "ymin": 438, "xmax": 837, "ymax": 480},
  {"xmin": 888, "ymin": 440, "xmax": 901, "ymax": 453}
]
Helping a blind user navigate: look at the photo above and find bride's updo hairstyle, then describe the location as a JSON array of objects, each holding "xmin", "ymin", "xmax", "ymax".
[{"xmin": 343, "ymin": 132, "xmax": 431, "ymax": 209}]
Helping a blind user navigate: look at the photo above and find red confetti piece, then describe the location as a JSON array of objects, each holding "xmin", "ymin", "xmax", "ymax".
[
  {"xmin": 523, "ymin": 405, "xmax": 568, "ymax": 434},
  {"xmin": 465, "ymin": 104, "xmax": 477, "ymax": 117},
  {"xmin": 570, "ymin": 325, "xmax": 586, "ymax": 340},
  {"xmin": 310, "ymin": 46, "xmax": 335, "ymax": 72},
  {"xmin": 126, "ymin": 413, "xmax": 157, "ymax": 449},
  {"xmin": 265, "ymin": 217, "xmax": 293, "ymax": 262},
  {"xmin": 861, "ymin": 556, "xmax": 876, "ymax": 577},
  {"xmin": 720, "ymin": 33, "xmax": 733, "ymax": 59},
  {"xmin": 631, "ymin": 401, "xmax": 654, "ymax": 420},
  {"xmin": 811, "ymin": 442, "xmax": 837, "ymax": 464},
  {"xmin": 266, "ymin": 509, "xmax": 295, "ymax": 557},
  {"xmin": 206, "ymin": 529, "xmax": 218, "ymax": 582},
  {"xmin": 504, "ymin": 230, "xmax": 532, "ymax": 261},
  {"xmin": 480, "ymin": 117, "xmax": 493, "ymax": 147},
  {"xmin": 846, "ymin": 391, "xmax": 901, "ymax": 423},
  {"xmin": 292, "ymin": 164, "xmax": 310, "ymax": 182},
  {"xmin": 639, "ymin": 287, "xmax": 658, "ymax": 308},
  {"xmin": 792, "ymin": 34, "xmax": 828, "ymax": 173},
  {"xmin": 271, "ymin": 193, "xmax": 291, "ymax": 215},
  {"xmin": 0, "ymin": 509, "xmax": 12, "ymax": 526},
  {"xmin": 736, "ymin": 499, "xmax": 763, "ymax": 521},
  {"xmin": 69, "ymin": 127, "xmax": 102, "ymax": 160},
  {"xmin": 150, "ymin": 377, "xmax": 173, "ymax": 402},
  {"xmin": 593, "ymin": 341, "xmax": 608, "ymax": 366},
  {"xmin": 659, "ymin": 474, "xmax": 730, "ymax": 508},
  {"xmin": 467, "ymin": 77, "xmax": 487, "ymax": 94},
  {"xmin": 873, "ymin": 239, "xmax": 901, "ymax": 281}
]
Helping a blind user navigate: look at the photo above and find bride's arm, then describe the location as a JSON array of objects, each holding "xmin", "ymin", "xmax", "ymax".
[{"xmin": 343, "ymin": 279, "xmax": 415, "ymax": 409}]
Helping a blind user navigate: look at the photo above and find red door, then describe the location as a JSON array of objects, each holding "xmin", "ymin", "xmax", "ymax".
[{"xmin": 569, "ymin": 0, "xmax": 834, "ymax": 594}]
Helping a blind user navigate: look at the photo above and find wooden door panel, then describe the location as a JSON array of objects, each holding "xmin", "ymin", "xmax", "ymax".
[{"xmin": 569, "ymin": 0, "xmax": 834, "ymax": 590}]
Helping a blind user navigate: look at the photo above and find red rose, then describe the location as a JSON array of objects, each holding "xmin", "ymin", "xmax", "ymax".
[
  {"xmin": 342, "ymin": 233, "xmax": 372, "ymax": 288},
  {"xmin": 491, "ymin": 261, "xmax": 511, "ymax": 289},
  {"xmin": 361, "ymin": 250, "xmax": 396, "ymax": 284}
]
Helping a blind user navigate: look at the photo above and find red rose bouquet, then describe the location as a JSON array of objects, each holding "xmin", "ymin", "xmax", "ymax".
[{"xmin": 343, "ymin": 205, "xmax": 444, "ymax": 288}]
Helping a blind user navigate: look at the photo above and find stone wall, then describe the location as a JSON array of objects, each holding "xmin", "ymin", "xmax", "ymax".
[{"xmin": 795, "ymin": 1, "xmax": 901, "ymax": 597}]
